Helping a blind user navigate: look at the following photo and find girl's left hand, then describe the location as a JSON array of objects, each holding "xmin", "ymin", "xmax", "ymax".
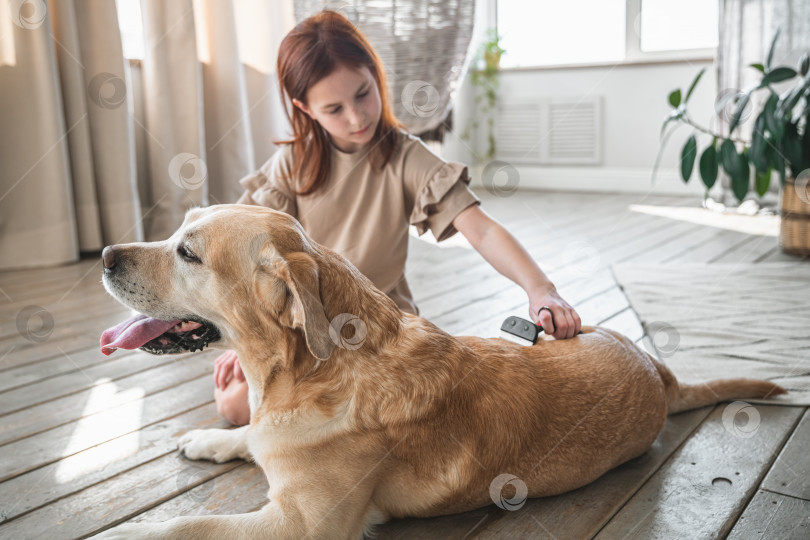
[{"xmin": 528, "ymin": 287, "xmax": 582, "ymax": 340}]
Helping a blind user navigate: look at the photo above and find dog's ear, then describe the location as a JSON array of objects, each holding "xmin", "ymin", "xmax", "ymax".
[{"xmin": 256, "ymin": 249, "xmax": 335, "ymax": 360}]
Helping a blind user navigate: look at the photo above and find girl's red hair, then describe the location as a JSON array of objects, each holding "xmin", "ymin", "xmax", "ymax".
[{"xmin": 275, "ymin": 10, "xmax": 404, "ymax": 196}]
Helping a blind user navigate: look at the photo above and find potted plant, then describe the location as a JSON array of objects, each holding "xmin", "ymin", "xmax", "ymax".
[
  {"xmin": 655, "ymin": 29, "xmax": 810, "ymax": 256},
  {"xmin": 461, "ymin": 27, "xmax": 505, "ymax": 161},
  {"xmin": 483, "ymin": 27, "xmax": 505, "ymax": 71}
]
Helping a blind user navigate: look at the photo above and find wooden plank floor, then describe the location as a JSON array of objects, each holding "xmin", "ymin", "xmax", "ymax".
[{"xmin": 0, "ymin": 190, "xmax": 807, "ymax": 539}]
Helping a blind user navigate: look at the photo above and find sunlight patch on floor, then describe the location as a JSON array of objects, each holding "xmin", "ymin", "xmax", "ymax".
[
  {"xmin": 55, "ymin": 381, "xmax": 144, "ymax": 483},
  {"xmin": 628, "ymin": 204, "xmax": 780, "ymax": 237}
]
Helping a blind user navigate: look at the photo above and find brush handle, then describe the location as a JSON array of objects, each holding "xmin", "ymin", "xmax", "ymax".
[{"xmin": 500, "ymin": 316, "xmax": 542, "ymax": 344}]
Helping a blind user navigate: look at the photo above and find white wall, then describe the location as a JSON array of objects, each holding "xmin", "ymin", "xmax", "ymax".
[{"xmin": 445, "ymin": 51, "xmax": 721, "ymax": 196}]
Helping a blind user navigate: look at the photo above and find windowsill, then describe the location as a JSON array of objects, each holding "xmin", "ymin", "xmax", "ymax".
[{"xmin": 484, "ymin": 55, "xmax": 715, "ymax": 73}]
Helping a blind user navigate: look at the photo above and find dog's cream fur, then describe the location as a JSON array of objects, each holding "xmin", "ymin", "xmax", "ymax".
[{"xmin": 97, "ymin": 204, "xmax": 785, "ymax": 539}]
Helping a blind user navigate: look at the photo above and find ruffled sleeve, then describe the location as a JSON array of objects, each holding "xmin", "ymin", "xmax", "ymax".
[
  {"xmin": 404, "ymin": 139, "xmax": 481, "ymax": 242},
  {"xmin": 235, "ymin": 148, "xmax": 297, "ymax": 218}
]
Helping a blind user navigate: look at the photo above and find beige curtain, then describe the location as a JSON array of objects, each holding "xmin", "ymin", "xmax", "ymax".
[
  {"xmin": 0, "ymin": 0, "xmax": 130, "ymax": 270},
  {"xmin": 0, "ymin": 0, "xmax": 295, "ymax": 270}
]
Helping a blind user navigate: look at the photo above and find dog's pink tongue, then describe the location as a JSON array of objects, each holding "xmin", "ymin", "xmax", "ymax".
[{"xmin": 100, "ymin": 313, "xmax": 182, "ymax": 356}]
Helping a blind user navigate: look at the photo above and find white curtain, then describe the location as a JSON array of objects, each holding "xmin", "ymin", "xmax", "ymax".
[
  {"xmin": 0, "ymin": 0, "xmax": 295, "ymax": 270},
  {"xmin": 716, "ymin": 0, "xmax": 810, "ymax": 201}
]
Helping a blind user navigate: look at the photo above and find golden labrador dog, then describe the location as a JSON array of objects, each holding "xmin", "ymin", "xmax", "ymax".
[{"xmin": 96, "ymin": 204, "xmax": 785, "ymax": 539}]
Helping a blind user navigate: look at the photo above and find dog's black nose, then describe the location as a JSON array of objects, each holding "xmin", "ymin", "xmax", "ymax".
[{"xmin": 102, "ymin": 246, "xmax": 117, "ymax": 270}]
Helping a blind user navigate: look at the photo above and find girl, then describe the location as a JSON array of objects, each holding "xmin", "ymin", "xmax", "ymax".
[{"xmin": 213, "ymin": 10, "xmax": 582, "ymax": 426}]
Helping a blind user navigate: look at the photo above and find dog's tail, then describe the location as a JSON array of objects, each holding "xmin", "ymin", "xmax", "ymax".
[{"xmin": 649, "ymin": 355, "xmax": 787, "ymax": 415}]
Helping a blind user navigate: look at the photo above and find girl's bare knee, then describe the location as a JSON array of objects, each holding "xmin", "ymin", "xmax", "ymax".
[{"xmin": 215, "ymin": 381, "xmax": 250, "ymax": 426}]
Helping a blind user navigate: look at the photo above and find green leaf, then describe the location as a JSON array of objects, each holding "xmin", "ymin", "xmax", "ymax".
[
  {"xmin": 681, "ymin": 135, "xmax": 697, "ymax": 182},
  {"xmin": 721, "ymin": 140, "xmax": 750, "ymax": 202},
  {"xmin": 766, "ymin": 28, "xmax": 781, "ymax": 69},
  {"xmin": 684, "ymin": 68, "xmax": 705, "ymax": 103},
  {"xmin": 669, "ymin": 89, "xmax": 682, "ymax": 108},
  {"xmin": 761, "ymin": 67, "xmax": 797, "ymax": 86},
  {"xmin": 720, "ymin": 139, "xmax": 738, "ymax": 173},
  {"xmin": 763, "ymin": 93, "xmax": 780, "ymax": 134},
  {"xmin": 783, "ymin": 121, "xmax": 803, "ymax": 175},
  {"xmin": 800, "ymin": 52, "xmax": 809, "ymax": 76},
  {"xmin": 749, "ymin": 114, "xmax": 769, "ymax": 172},
  {"xmin": 803, "ymin": 107, "xmax": 810, "ymax": 172},
  {"xmin": 801, "ymin": 94, "xmax": 810, "ymax": 127},
  {"xmin": 731, "ymin": 150, "xmax": 750, "ymax": 202},
  {"xmin": 750, "ymin": 63, "xmax": 766, "ymax": 74},
  {"xmin": 699, "ymin": 143, "xmax": 719, "ymax": 189},
  {"xmin": 755, "ymin": 168, "xmax": 772, "ymax": 197},
  {"xmin": 762, "ymin": 91, "xmax": 788, "ymax": 141},
  {"xmin": 728, "ymin": 91, "xmax": 752, "ymax": 134},
  {"xmin": 776, "ymin": 85, "xmax": 806, "ymax": 122}
]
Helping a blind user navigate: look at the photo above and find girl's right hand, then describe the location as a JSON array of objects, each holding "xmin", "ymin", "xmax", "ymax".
[{"xmin": 214, "ymin": 349, "xmax": 244, "ymax": 390}]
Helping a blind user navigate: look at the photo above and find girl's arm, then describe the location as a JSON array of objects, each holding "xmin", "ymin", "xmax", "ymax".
[{"xmin": 452, "ymin": 205, "xmax": 582, "ymax": 339}]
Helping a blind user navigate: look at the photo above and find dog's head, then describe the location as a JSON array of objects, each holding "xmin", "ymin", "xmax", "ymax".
[{"xmin": 100, "ymin": 204, "xmax": 354, "ymax": 362}]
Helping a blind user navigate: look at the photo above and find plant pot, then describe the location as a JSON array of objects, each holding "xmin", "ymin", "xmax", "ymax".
[
  {"xmin": 779, "ymin": 176, "xmax": 810, "ymax": 257},
  {"xmin": 484, "ymin": 50, "xmax": 501, "ymax": 71}
]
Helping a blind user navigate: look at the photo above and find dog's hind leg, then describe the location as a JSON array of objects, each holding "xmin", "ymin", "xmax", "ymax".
[{"xmin": 178, "ymin": 425, "xmax": 251, "ymax": 462}]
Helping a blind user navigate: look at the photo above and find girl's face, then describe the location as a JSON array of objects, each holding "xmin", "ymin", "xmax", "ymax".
[{"xmin": 293, "ymin": 64, "xmax": 382, "ymax": 154}]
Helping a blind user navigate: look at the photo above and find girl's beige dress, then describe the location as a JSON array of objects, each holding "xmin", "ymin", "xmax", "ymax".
[{"xmin": 236, "ymin": 128, "xmax": 481, "ymax": 315}]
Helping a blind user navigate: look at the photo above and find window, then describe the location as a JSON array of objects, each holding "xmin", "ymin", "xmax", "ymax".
[
  {"xmin": 116, "ymin": 0, "xmax": 145, "ymax": 60},
  {"xmin": 638, "ymin": 0, "xmax": 718, "ymax": 52},
  {"xmin": 497, "ymin": 0, "xmax": 626, "ymax": 68},
  {"xmin": 497, "ymin": 0, "xmax": 718, "ymax": 69}
]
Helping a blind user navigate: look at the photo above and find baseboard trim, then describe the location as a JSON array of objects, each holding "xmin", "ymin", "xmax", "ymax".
[{"xmin": 467, "ymin": 165, "xmax": 708, "ymax": 196}]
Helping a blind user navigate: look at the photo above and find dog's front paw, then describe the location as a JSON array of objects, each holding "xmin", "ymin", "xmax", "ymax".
[
  {"xmin": 92, "ymin": 522, "xmax": 163, "ymax": 539},
  {"xmin": 177, "ymin": 428, "xmax": 246, "ymax": 462}
]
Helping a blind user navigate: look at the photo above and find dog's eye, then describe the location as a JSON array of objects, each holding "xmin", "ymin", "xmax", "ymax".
[{"xmin": 177, "ymin": 244, "xmax": 201, "ymax": 264}]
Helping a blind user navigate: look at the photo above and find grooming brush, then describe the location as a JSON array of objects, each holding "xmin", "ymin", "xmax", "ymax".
[{"xmin": 499, "ymin": 316, "xmax": 543, "ymax": 346}]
